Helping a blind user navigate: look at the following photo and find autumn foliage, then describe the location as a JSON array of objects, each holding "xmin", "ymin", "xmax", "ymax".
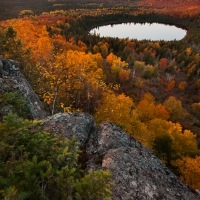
[
  {"xmin": 172, "ymin": 157, "xmax": 200, "ymax": 189},
  {"xmin": 1, "ymin": 2, "xmax": 200, "ymax": 189}
]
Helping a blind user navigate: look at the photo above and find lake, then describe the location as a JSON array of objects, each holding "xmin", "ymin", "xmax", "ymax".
[{"xmin": 89, "ymin": 23, "xmax": 187, "ymax": 41}]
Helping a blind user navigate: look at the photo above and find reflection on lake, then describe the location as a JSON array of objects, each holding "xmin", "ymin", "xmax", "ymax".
[{"xmin": 90, "ymin": 23, "xmax": 187, "ymax": 41}]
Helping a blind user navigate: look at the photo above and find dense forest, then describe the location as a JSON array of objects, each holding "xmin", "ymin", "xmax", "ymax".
[{"xmin": 0, "ymin": 0, "xmax": 200, "ymax": 198}]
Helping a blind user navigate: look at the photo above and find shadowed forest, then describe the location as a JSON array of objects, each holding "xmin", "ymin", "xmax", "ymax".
[{"xmin": 0, "ymin": 0, "xmax": 200, "ymax": 198}]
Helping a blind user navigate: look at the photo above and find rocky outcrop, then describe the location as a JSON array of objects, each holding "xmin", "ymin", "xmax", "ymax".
[
  {"xmin": 0, "ymin": 56, "xmax": 47, "ymax": 120},
  {"xmin": 40, "ymin": 113, "xmax": 200, "ymax": 200},
  {"xmin": 1, "ymin": 56, "xmax": 199, "ymax": 199}
]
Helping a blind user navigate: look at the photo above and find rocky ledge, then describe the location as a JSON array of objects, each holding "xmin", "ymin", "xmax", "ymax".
[{"xmin": 41, "ymin": 113, "xmax": 200, "ymax": 200}]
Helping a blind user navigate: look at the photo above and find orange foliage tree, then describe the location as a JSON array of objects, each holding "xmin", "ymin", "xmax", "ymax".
[
  {"xmin": 154, "ymin": 104, "xmax": 169, "ymax": 120},
  {"xmin": 160, "ymin": 58, "xmax": 168, "ymax": 68},
  {"xmin": 119, "ymin": 69, "xmax": 130, "ymax": 83},
  {"xmin": 136, "ymin": 93, "xmax": 169, "ymax": 122},
  {"xmin": 167, "ymin": 80, "xmax": 176, "ymax": 91},
  {"xmin": 178, "ymin": 81, "xmax": 187, "ymax": 91}
]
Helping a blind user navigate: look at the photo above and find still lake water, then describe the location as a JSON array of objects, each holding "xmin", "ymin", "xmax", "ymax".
[{"xmin": 90, "ymin": 23, "xmax": 187, "ymax": 41}]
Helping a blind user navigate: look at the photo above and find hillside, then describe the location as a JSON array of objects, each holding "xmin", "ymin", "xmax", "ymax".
[{"xmin": 0, "ymin": 0, "xmax": 200, "ymax": 198}]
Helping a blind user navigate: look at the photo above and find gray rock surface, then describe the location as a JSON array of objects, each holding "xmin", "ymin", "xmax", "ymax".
[
  {"xmin": 0, "ymin": 56, "xmax": 47, "ymax": 120},
  {"xmin": 86, "ymin": 122, "xmax": 199, "ymax": 200},
  {"xmin": 41, "ymin": 112, "xmax": 95, "ymax": 148},
  {"xmin": 41, "ymin": 115, "xmax": 200, "ymax": 200}
]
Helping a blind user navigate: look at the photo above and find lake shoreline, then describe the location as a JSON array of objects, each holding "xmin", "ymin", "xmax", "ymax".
[
  {"xmin": 89, "ymin": 22, "xmax": 187, "ymax": 41},
  {"xmin": 87, "ymin": 17, "xmax": 189, "ymax": 33}
]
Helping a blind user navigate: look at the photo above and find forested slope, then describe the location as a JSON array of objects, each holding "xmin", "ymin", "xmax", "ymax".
[{"xmin": 0, "ymin": 60, "xmax": 199, "ymax": 199}]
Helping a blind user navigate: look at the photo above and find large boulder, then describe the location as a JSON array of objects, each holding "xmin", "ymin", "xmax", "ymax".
[
  {"xmin": 40, "ymin": 114, "xmax": 200, "ymax": 200},
  {"xmin": 0, "ymin": 56, "xmax": 47, "ymax": 120},
  {"xmin": 86, "ymin": 122, "xmax": 199, "ymax": 200}
]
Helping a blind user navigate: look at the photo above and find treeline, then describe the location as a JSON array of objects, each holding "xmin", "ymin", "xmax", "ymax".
[{"xmin": 0, "ymin": 3, "xmax": 200, "ymax": 190}]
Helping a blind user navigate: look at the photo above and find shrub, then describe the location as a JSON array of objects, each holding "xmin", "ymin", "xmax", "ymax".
[
  {"xmin": 0, "ymin": 92, "xmax": 30, "ymax": 118},
  {"xmin": 0, "ymin": 114, "xmax": 113, "ymax": 200}
]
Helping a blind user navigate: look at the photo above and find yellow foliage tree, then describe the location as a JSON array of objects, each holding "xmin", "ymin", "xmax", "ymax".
[
  {"xmin": 164, "ymin": 96, "xmax": 186, "ymax": 122},
  {"xmin": 94, "ymin": 53, "xmax": 103, "ymax": 69},
  {"xmin": 33, "ymin": 36, "xmax": 54, "ymax": 66},
  {"xmin": 36, "ymin": 49, "xmax": 104, "ymax": 114},
  {"xmin": 129, "ymin": 110, "xmax": 149, "ymax": 147},
  {"xmin": 172, "ymin": 157, "xmax": 200, "ymax": 189},
  {"xmin": 169, "ymin": 124, "xmax": 198, "ymax": 157},
  {"xmin": 136, "ymin": 93, "xmax": 169, "ymax": 122},
  {"xmin": 100, "ymin": 44, "xmax": 108, "ymax": 58},
  {"xmin": 148, "ymin": 118, "xmax": 172, "ymax": 149},
  {"xmin": 147, "ymin": 119, "xmax": 198, "ymax": 159},
  {"xmin": 136, "ymin": 99, "xmax": 156, "ymax": 122},
  {"xmin": 106, "ymin": 53, "xmax": 128, "ymax": 83},
  {"xmin": 95, "ymin": 91, "xmax": 133, "ymax": 131},
  {"xmin": 95, "ymin": 91, "xmax": 150, "ymax": 145}
]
